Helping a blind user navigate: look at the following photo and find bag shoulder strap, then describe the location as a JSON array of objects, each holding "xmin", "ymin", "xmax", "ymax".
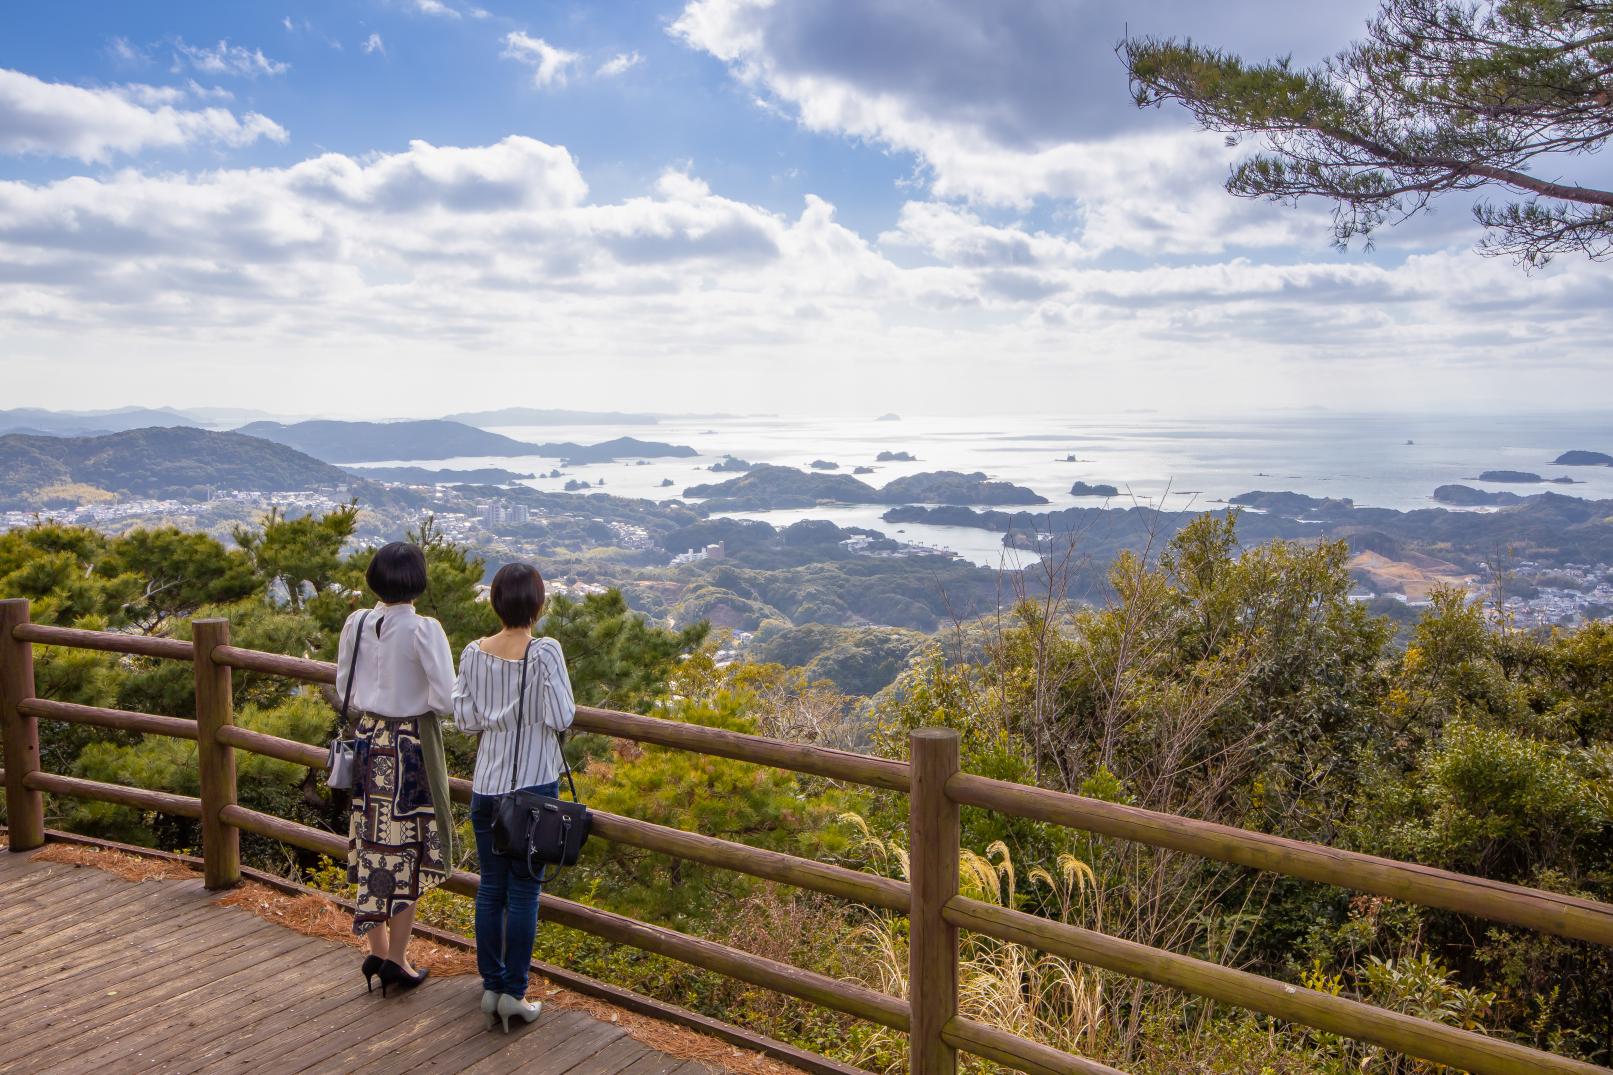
[
  {"xmin": 508, "ymin": 638, "xmax": 537, "ymax": 794},
  {"xmin": 338, "ymin": 611, "xmax": 370, "ymax": 734}
]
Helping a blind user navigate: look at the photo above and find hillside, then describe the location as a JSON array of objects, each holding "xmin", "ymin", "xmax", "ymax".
[{"xmin": 0, "ymin": 428, "xmax": 350, "ymax": 503}]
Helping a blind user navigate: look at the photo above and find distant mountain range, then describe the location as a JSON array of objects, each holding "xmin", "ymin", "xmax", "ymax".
[
  {"xmin": 0, "ymin": 407, "xmax": 200, "ymax": 437},
  {"xmin": 237, "ymin": 420, "xmax": 543, "ymax": 463},
  {"xmin": 238, "ymin": 420, "xmax": 698, "ymax": 465},
  {"xmin": 443, "ymin": 407, "xmax": 661, "ymax": 427},
  {"xmin": 0, "ymin": 427, "xmax": 350, "ymax": 503}
]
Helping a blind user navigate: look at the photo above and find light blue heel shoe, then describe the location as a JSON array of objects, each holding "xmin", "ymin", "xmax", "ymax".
[{"xmin": 481, "ymin": 989, "xmax": 499, "ymax": 1030}]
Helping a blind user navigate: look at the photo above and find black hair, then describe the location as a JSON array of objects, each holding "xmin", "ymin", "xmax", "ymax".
[
  {"xmin": 490, "ymin": 562, "xmax": 545, "ymax": 628},
  {"xmin": 366, "ymin": 542, "xmax": 428, "ymax": 604}
]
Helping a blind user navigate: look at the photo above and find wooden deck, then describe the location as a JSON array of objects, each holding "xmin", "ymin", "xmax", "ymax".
[{"xmin": 0, "ymin": 850, "xmax": 718, "ymax": 1074}]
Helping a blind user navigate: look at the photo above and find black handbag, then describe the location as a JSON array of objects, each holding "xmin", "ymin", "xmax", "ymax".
[
  {"xmin": 325, "ymin": 611, "xmax": 369, "ymax": 790},
  {"xmin": 490, "ymin": 640, "xmax": 590, "ymax": 883}
]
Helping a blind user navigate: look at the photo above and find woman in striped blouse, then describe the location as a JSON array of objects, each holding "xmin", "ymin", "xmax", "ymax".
[{"xmin": 452, "ymin": 562, "xmax": 576, "ymax": 1032}]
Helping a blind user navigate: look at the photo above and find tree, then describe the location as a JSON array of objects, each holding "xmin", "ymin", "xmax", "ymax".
[
  {"xmin": 1123, "ymin": 0, "xmax": 1613, "ymax": 266},
  {"xmin": 233, "ymin": 503, "xmax": 359, "ymax": 611}
]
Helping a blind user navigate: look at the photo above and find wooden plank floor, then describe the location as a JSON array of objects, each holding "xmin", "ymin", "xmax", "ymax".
[{"xmin": 0, "ymin": 850, "xmax": 718, "ymax": 1075}]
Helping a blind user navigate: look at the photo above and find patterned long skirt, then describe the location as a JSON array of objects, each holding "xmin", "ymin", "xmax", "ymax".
[{"xmin": 348, "ymin": 716, "xmax": 447, "ymax": 935}]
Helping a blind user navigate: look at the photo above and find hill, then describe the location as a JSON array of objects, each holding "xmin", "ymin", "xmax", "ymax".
[
  {"xmin": 0, "ymin": 428, "xmax": 350, "ymax": 503},
  {"xmin": 236, "ymin": 419, "xmax": 543, "ymax": 462}
]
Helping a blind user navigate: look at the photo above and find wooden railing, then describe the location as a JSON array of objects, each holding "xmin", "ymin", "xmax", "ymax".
[{"xmin": 2, "ymin": 596, "xmax": 1611, "ymax": 1075}]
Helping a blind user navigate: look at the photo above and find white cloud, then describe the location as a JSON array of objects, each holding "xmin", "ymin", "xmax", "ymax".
[
  {"xmin": 0, "ymin": 68, "xmax": 287, "ymax": 162},
  {"xmin": 3, "ymin": 130, "xmax": 1608, "ymax": 418},
  {"xmin": 173, "ymin": 39, "xmax": 289, "ymax": 79},
  {"xmin": 597, "ymin": 51, "xmax": 643, "ymax": 78},
  {"xmin": 362, "ymin": 33, "xmax": 386, "ymax": 56},
  {"xmin": 502, "ymin": 32, "xmax": 579, "ymax": 89},
  {"xmin": 415, "ymin": 0, "xmax": 462, "ymax": 18},
  {"xmin": 108, "ymin": 36, "xmax": 142, "ymax": 63}
]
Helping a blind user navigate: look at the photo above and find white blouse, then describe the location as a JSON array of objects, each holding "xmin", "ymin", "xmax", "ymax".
[
  {"xmin": 452, "ymin": 637, "xmax": 576, "ymax": 795},
  {"xmin": 334, "ymin": 603, "xmax": 456, "ymax": 719}
]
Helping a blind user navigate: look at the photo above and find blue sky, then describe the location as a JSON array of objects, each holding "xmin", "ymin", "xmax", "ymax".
[{"xmin": 3, "ymin": 1, "xmax": 1609, "ymax": 417}]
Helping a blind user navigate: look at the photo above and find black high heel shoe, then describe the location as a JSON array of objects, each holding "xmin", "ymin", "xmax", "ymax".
[
  {"xmin": 377, "ymin": 960, "xmax": 429, "ymax": 997},
  {"xmin": 361, "ymin": 954, "xmax": 384, "ymax": 994}
]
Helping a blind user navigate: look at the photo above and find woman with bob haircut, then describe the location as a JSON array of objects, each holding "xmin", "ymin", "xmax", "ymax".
[
  {"xmin": 452, "ymin": 561, "xmax": 576, "ymax": 1032},
  {"xmin": 337, "ymin": 541, "xmax": 457, "ymax": 996}
]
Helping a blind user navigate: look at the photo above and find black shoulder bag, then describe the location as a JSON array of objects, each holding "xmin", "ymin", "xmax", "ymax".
[
  {"xmin": 490, "ymin": 640, "xmax": 591, "ymax": 882},
  {"xmin": 324, "ymin": 611, "xmax": 369, "ymax": 790}
]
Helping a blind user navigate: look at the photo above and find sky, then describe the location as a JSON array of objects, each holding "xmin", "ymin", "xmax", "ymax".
[{"xmin": 2, "ymin": 0, "xmax": 1610, "ymax": 419}]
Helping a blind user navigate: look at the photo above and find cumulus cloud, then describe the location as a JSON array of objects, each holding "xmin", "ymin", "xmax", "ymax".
[
  {"xmin": 362, "ymin": 33, "xmax": 386, "ymax": 56},
  {"xmin": 502, "ymin": 32, "xmax": 579, "ymax": 88},
  {"xmin": 597, "ymin": 52, "xmax": 643, "ymax": 77},
  {"xmin": 0, "ymin": 68, "xmax": 287, "ymax": 162},
  {"xmin": 172, "ymin": 39, "xmax": 289, "ymax": 79},
  {"xmin": 672, "ymin": 0, "xmax": 1374, "ymax": 253},
  {"xmin": 415, "ymin": 0, "xmax": 462, "ymax": 17}
]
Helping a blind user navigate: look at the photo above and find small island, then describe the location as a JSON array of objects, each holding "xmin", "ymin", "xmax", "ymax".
[
  {"xmin": 1070, "ymin": 481, "xmax": 1120, "ymax": 497},
  {"xmin": 809, "ymin": 460, "xmax": 840, "ymax": 470},
  {"xmin": 1554, "ymin": 450, "xmax": 1613, "ymax": 467},
  {"xmin": 1477, "ymin": 470, "xmax": 1579, "ymax": 484},
  {"xmin": 709, "ymin": 455, "xmax": 753, "ymax": 473},
  {"xmin": 564, "ymin": 478, "xmax": 592, "ymax": 491},
  {"xmin": 876, "ymin": 450, "xmax": 917, "ymax": 462},
  {"xmin": 853, "ymin": 465, "xmax": 876, "ymax": 475},
  {"xmin": 683, "ymin": 464, "xmax": 1047, "ymax": 510},
  {"xmin": 659, "ymin": 478, "xmax": 674, "ymax": 488},
  {"xmin": 1434, "ymin": 484, "xmax": 1523, "ymax": 507},
  {"xmin": 875, "ymin": 413, "xmax": 901, "ymax": 422}
]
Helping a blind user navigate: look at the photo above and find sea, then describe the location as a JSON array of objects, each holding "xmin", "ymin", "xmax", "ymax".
[{"xmin": 344, "ymin": 411, "xmax": 1613, "ymax": 569}]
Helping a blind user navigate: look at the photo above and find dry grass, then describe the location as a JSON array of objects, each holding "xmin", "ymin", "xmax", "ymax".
[
  {"xmin": 23, "ymin": 840, "xmax": 807, "ymax": 1074},
  {"xmin": 213, "ymin": 881, "xmax": 482, "ymax": 977},
  {"xmin": 31, "ymin": 842, "xmax": 198, "ymax": 881}
]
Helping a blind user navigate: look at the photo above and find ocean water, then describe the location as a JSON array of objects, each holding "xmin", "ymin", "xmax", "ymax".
[{"xmin": 345, "ymin": 411, "xmax": 1613, "ymax": 568}]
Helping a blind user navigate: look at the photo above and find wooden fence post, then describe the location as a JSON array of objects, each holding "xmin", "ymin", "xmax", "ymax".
[
  {"xmin": 909, "ymin": 727, "xmax": 960, "ymax": 1075},
  {"xmin": 192, "ymin": 618, "xmax": 239, "ymax": 889},
  {"xmin": 1, "ymin": 598, "xmax": 44, "ymax": 851}
]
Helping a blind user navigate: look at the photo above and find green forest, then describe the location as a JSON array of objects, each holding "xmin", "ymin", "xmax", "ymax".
[{"xmin": 2, "ymin": 508, "xmax": 1610, "ymax": 1073}]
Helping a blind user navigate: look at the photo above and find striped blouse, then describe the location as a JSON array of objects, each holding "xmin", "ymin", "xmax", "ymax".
[{"xmin": 451, "ymin": 637, "xmax": 577, "ymax": 795}]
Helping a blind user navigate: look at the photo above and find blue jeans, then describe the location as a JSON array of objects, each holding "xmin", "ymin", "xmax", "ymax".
[{"xmin": 471, "ymin": 782, "xmax": 556, "ymax": 997}]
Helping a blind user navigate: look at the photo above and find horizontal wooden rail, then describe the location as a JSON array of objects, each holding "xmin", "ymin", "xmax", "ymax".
[
  {"xmin": 944, "ymin": 895, "xmax": 1607, "ymax": 1075},
  {"xmin": 215, "ymin": 724, "xmax": 326, "ymax": 768},
  {"xmin": 204, "ymin": 647, "xmax": 912, "ymax": 791},
  {"xmin": 211, "ymin": 645, "xmax": 334, "ymax": 684},
  {"xmin": 218, "ymin": 803, "xmax": 911, "ymax": 1031},
  {"xmin": 589, "ymin": 809, "xmax": 910, "ymax": 912},
  {"xmin": 19, "ymin": 698, "xmax": 197, "ymax": 740},
  {"xmin": 948, "ymin": 772, "xmax": 1613, "ymax": 949},
  {"xmin": 221, "ymin": 802, "xmax": 347, "ymax": 856},
  {"xmin": 22, "ymin": 770, "xmax": 203, "ymax": 819},
  {"xmin": 214, "ymin": 722, "xmax": 907, "ymax": 911},
  {"xmin": 12, "ymin": 622, "xmax": 192, "ymax": 661},
  {"xmin": 537, "ymin": 893, "xmax": 911, "ymax": 1030},
  {"xmin": 942, "ymin": 1016, "xmax": 1126, "ymax": 1075},
  {"xmin": 575, "ymin": 705, "xmax": 911, "ymax": 792}
]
